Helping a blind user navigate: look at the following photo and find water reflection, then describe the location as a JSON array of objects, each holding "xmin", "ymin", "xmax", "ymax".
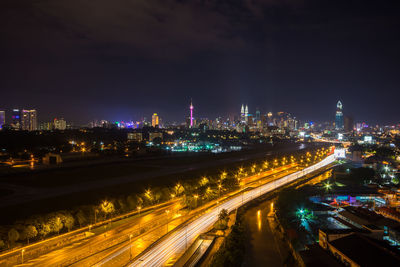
[{"xmin": 257, "ymin": 210, "xmax": 262, "ymax": 231}]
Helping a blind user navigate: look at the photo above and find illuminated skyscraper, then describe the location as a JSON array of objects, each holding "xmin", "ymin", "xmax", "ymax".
[
  {"xmin": 0, "ymin": 110, "xmax": 5, "ymax": 129},
  {"xmin": 335, "ymin": 100, "xmax": 344, "ymax": 130},
  {"xmin": 152, "ymin": 113, "xmax": 159, "ymax": 127},
  {"xmin": 21, "ymin": 109, "xmax": 37, "ymax": 131},
  {"xmin": 54, "ymin": 118, "xmax": 67, "ymax": 130},
  {"xmin": 255, "ymin": 108, "xmax": 261, "ymax": 121},
  {"xmin": 241, "ymin": 105, "xmax": 245, "ymax": 119},
  {"xmin": 189, "ymin": 99, "xmax": 194, "ymax": 128},
  {"xmin": 267, "ymin": 112, "xmax": 273, "ymax": 126},
  {"xmin": 245, "ymin": 105, "xmax": 248, "ymax": 119},
  {"xmin": 12, "ymin": 109, "xmax": 21, "ymax": 130}
]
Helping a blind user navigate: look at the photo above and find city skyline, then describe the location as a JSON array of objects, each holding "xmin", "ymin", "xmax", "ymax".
[{"xmin": 0, "ymin": 99, "xmax": 397, "ymax": 127}]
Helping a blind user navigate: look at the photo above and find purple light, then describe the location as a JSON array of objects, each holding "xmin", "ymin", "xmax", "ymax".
[{"xmin": 190, "ymin": 100, "xmax": 194, "ymax": 127}]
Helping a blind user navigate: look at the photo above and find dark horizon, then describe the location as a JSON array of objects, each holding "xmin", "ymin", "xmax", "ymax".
[{"xmin": 1, "ymin": 0, "xmax": 400, "ymax": 125}]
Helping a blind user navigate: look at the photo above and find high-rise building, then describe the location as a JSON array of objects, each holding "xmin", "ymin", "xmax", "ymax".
[
  {"xmin": 0, "ymin": 110, "xmax": 5, "ymax": 129},
  {"xmin": 12, "ymin": 109, "xmax": 21, "ymax": 130},
  {"xmin": 255, "ymin": 108, "xmax": 261, "ymax": 121},
  {"xmin": 21, "ymin": 109, "xmax": 37, "ymax": 131},
  {"xmin": 335, "ymin": 100, "xmax": 344, "ymax": 130},
  {"xmin": 152, "ymin": 113, "xmax": 159, "ymax": 127},
  {"xmin": 267, "ymin": 112, "xmax": 273, "ymax": 126},
  {"xmin": 344, "ymin": 115, "xmax": 354, "ymax": 133},
  {"xmin": 39, "ymin": 122, "xmax": 53, "ymax": 131},
  {"xmin": 189, "ymin": 100, "xmax": 194, "ymax": 128},
  {"xmin": 240, "ymin": 104, "xmax": 249, "ymax": 123},
  {"xmin": 54, "ymin": 118, "xmax": 67, "ymax": 130}
]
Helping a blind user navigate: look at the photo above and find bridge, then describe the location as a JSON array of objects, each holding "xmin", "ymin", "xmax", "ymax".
[{"xmin": 98, "ymin": 154, "xmax": 336, "ymax": 266}]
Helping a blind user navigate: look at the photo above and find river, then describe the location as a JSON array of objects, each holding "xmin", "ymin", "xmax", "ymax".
[{"xmin": 242, "ymin": 168, "xmax": 333, "ymax": 266}]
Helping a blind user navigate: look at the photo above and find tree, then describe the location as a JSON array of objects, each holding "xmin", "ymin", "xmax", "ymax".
[
  {"xmin": 126, "ymin": 194, "xmax": 137, "ymax": 210},
  {"xmin": 218, "ymin": 209, "xmax": 229, "ymax": 224},
  {"xmin": 8, "ymin": 228, "xmax": 19, "ymax": 246},
  {"xmin": 101, "ymin": 201, "xmax": 115, "ymax": 217},
  {"xmin": 117, "ymin": 198, "xmax": 128, "ymax": 213},
  {"xmin": 62, "ymin": 214, "xmax": 75, "ymax": 232},
  {"xmin": 25, "ymin": 215, "xmax": 44, "ymax": 234},
  {"xmin": 75, "ymin": 209, "xmax": 87, "ymax": 228},
  {"xmin": 15, "ymin": 224, "xmax": 27, "ymax": 241},
  {"xmin": 204, "ymin": 187, "xmax": 216, "ymax": 200},
  {"xmin": 199, "ymin": 177, "xmax": 209, "ymax": 187},
  {"xmin": 24, "ymin": 225, "xmax": 38, "ymax": 244},
  {"xmin": 144, "ymin": 189, "xmax": 154, "ymax": 204},
  {"xmin": 174, "ymin": 183, "xmax": 184, "ymax": 196},
  {"xmin": 47, "ymin": 216, "xmax": 63, "ymax": 235},
  {"xmin": 39, "ymin": 224, "xmax": 51, "ymax": 238}
]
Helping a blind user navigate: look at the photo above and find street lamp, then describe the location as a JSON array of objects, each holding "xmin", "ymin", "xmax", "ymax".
[
  {"xmin": 193, "ymin": 194, "xmax": 199, "ymax": 208},
  {"xmin": 220, "ymin": 171, "xmax": 227, "ymax": 180},
  {"xmin": 129, "ymin": 234, "xmax": 133, "ymax": 260},
  {"xmin": 94, "ymin": 208, "xmax": 98, "ymax": 224},
  {"xmin": 21, "ymin": 249, "xmax": 25, "ymax": 264},
  {"xmin": 166, "ymin": 210, "xmax": 170, "ymax": 232},
  {"xmin": 218, "ymin": 184, "xmax": 222, "ymax": 198}
]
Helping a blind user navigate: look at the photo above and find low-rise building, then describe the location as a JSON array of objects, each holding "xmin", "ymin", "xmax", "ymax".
[
  {"xmin": 128, "ymin": 132, "xmax": 143, "ymax": 142},
  {"xmin": 319, "ymin": 231, "xmax": 400, "ymax": 267}
]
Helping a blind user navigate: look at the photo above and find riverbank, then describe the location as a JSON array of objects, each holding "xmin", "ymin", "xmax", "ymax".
[{"xmin": 208, "ymin": 165, "xmax": 335, "ymax": 266}]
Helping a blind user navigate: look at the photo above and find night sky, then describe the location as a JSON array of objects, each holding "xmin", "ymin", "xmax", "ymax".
[{"xmin": 1, "ymin": 0, "xmax": 400, "ymax": 124}]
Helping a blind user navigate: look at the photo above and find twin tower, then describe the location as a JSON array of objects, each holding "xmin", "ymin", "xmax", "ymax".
[{"xmin": 240, "ymin": 104, "xmax": 249, "ymax": 122}]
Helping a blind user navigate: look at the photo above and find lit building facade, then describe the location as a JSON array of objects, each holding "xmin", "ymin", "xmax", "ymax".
[
  {"xmin": 267, "ymin": 112, "xmax": 273, "ymax": 126},
  {"xmin": 39, "ymin": 122, "xmax": 53, "ymax": 131},
  {"xmin": 12, "ymin": 109, "xmax": 21, "ymax": 129},
  {"xmin": 335, "ymin": 100, "xmax": 344, "ymax": 130},
  {"xmin": 240, "ymin": 104, "xmax": 249, "ymax": 123},
  {"xmin": 21, "ymin": 109, "xmax": 37, "ymax": 131},
  {"xmin": 190, "ymin": 100, "xmax": 194, "ymax": 128},
  {"xmin": 54, "ymin": 118, "xmax": 67, "ymax": 130},
  {"xmin": 0, "ymin": 110, "xmax": 5, "ymax": 129},
  {"xmin": 152, "ymin": 113, "xmax": 159, "ymax": 127},
  {"xmin": 127, "ymin": 132, "xmax": 143, "ymax": 142}
]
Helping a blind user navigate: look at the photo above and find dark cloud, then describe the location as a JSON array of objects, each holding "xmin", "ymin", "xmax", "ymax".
[{"xmin": 1, "ymin": 0, "xmax": 400, "ymax": 124}]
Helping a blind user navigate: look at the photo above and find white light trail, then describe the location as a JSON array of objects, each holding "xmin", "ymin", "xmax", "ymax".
[{"xmin": 129, "ymin": 154, "xmax": 336, "ymax": 267}]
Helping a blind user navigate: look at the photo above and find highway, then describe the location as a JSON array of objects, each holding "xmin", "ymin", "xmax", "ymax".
[
  {"xmin": 11, "ymin": 162, "xmax": 298, "ymax": 267},
  {"xmin": 15, "ymin": 201, "xmax": 181, "ymax": 267},
  {"xmin": 92, "ymin": 164, "xmax": 301, "ymax": 266},
  {"xmin": 127, "ymin": 154, "xmax": 336, "ymax": 266},
  {"xmin": 10, "ymin": 153, "xmax": 331, "ymax": 267}
]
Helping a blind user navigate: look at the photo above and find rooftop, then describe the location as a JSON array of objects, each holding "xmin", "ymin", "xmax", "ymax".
[
  {"xmin": 330, "ymin": 234, "xmax": 400, "ymax": 267},
  {"xmin": 299, "ymin": 244, "xmax": 342, "ymax": 267}
]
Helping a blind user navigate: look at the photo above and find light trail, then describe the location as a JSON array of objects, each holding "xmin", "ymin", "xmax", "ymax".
[{"xmin": 126, "ymin": 154, "xmax": 336, "ymax": 267}]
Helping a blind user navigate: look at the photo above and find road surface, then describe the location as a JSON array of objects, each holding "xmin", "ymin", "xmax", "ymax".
[{"xmin": 122, "ymin": 155, "xmax": 336, "ymax": 266}]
